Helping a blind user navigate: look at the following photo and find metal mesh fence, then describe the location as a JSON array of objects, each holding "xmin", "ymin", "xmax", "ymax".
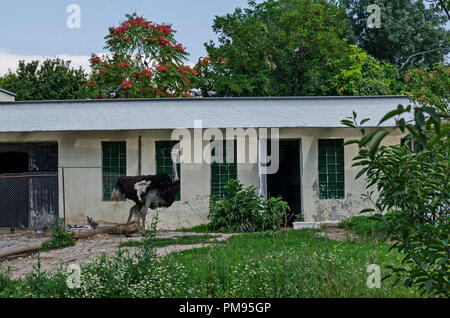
[{"xmin": 0, "ymin": 172, "xmax": 58, "ymax": 229}]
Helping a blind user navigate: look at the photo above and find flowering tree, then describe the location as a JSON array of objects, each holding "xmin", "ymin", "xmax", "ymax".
[{"xmin": 87, "ymin": 13, "xmax": 198, "ymax": 98}]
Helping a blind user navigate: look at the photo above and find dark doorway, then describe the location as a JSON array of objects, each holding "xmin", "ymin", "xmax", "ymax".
[
  {"xmin": 0, "ymin": 152, "xmax": 29, "ymax": 174},
  {"xmin": 267, "ymin": 139, "xmax": 301, "ymax": 223}
]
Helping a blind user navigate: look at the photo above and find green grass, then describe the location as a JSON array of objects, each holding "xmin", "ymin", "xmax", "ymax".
[
  {"xmin": 119, "ymin": 234, "xmax": 221, "ymax": 248},
  {"xmin": 175, "ymin": 223, "xmax": 244, "ymax": 233},
  {"xmin": 0, "ymin": 230, "xmax": 421, "ymax": 298},
  {"xmin": 339, "ymin": 216, "xmax": 385, "ymax": 237},
  {"xmin": 160, "ymin": 230, "xmax": 420, "ymax": 298}
]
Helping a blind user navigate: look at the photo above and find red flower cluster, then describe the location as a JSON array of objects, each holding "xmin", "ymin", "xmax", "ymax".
[
  {"xmin": 142, "ymin": 69, "xmax": 153, "ymax": 77},
  {"xmin": 169, "ymin": 43, "xmax": 185, "ymax": 53},
  {"xmin": 87, "ymin": 81, "xmax": 97, "ymax": 87},
  {"xmin": 118, "ymin": 61, "xmax": 130, "ymax": 68},
  {"xmin": 159, "ymin": 36, "xmax": 170, "ymax": 46},
  {"xmin": 178, "ymin": 67, "xmax": 188, "ymax": 75},
  {"xmin": 90, "ymin": 56, "xmax": 101, "ymax": 63},
  {"xmin": 156, "ymin": 64, "xmax": 169, "ymax": 72},
  {"xmin": 154, "ymin": 24, "xmax": 172, "ymax": 35},
  {"xmin": 120, "ymin": 80, "xmax": 133, "ymax": 90}
]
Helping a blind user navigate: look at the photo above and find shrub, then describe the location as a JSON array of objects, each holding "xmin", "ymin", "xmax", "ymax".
[
  {"xmin": 342, "ymin": 102, "xmax": 450, "ymax": 297},
  {"xmin": 41, "ymin": 218, "xmax": 75, "ymax": 251},
  {"xmin": 339, "ymin": 216, "xmax": 386, "ymax": 237},
  {"xmin": 208, "ymin": 180, "xmax": 289, "ymax": 232}
]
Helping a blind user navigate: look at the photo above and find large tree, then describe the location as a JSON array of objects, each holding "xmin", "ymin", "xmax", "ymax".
[
  {"xmin": 195, "ymin": 0, "xmax": 401, "ymax": 97},
  {"xmin": 0, "ymin": 58, "xmax": 87, "ymax": 101},
  {"xmin": 87, "ymin": 13, "xmax": 198, "ymax": 99},
  {"xmin": 343, "ymin": 0, "xmax": 450, "ymax": 71}
]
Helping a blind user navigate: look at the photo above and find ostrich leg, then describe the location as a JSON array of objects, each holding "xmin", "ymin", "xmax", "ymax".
[
  {"xmin": 125, "ymin": 204, "xmax": 140, "ymax": 236},
  {"xmin": 141, "ymin": 210, "xmax": 147, "ymax": 236}
]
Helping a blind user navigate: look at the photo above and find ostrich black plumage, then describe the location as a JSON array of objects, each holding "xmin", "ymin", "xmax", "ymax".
[{"xmin": 111, "ymin": 145, "xmax": 181, "ymax": 234}]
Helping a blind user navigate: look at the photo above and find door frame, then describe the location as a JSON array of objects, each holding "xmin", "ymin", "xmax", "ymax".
[{"xmin": 258, "ymin": 138, "xmax": 303, "ymax": 216}]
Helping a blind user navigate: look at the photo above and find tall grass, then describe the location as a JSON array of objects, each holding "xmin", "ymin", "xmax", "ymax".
[{"xmin": 0, "ymin": 230, "xmax": 420, "ymax": 298}]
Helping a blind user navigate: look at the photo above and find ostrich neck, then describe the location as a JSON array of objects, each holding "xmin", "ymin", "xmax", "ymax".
[{"xmin": 172, "ymin": 157, "xmax": 179, "ymax": 181}]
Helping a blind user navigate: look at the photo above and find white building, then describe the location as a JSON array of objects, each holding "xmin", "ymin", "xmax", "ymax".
[{"xmin": 0, "ymin": 95, "xmax": 407, "ymax": 230}]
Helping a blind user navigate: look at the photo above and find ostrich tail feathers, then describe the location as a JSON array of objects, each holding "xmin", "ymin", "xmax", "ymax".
[{"xmin": 111, "ymin": 188, "xmax": 122, "ymax": 201}]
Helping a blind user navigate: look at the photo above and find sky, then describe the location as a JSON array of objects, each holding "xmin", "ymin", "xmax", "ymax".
[{"xmin": 0, "ymin": 0, "xmax": 252, "ymax": 75}]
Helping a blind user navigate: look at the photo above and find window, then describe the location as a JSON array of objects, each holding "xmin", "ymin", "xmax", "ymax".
[
  {"xmin": 318, "ymin": 139, "xmax": 344, "ymax": 199},
  {"xmin": 211, "ymin": 140, "xmax": 237, "ymax": 198},
  {"xmin": 156, "ymin": 141, "xmax": 181, "ymax": 201},
  {"xmin": 102, "ymin": 141, "xmax": 126, "ymax": 201}
]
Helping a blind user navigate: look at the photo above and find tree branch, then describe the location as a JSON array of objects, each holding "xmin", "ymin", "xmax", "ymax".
[{"xmin": 400, "ymin": 47, "xmax": 450, "ymax": 70}]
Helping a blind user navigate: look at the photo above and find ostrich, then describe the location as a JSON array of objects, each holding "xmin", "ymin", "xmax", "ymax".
[{"xmin": 111, "ymin": 145, "xmax": 181, "ymax": 234}]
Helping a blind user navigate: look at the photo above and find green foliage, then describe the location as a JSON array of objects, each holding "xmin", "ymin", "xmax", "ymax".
[
  {"xmin": 196, "ymin": 0, "xmax": 353, "ymax": 96},
  {"xmin": 196, "ymin": 0, "xmax": 404, "ymax": 97},
  {"xmin": 333, "ymin": 45, "xmax": 402, "ymax": 95},
  {"xmin": 339, "ymin": 216, "xmax": 385, "ymax": 237},
  {"xmin": 404, "ymin": 65, "xmax": 450, "ymax": 113},
  {"xmin": 343, "ymin": 0, "xmax": 450, "ymax": 71},
  {"xmin": 0, "ymin": 58, "xmax": 88, "ymax": 101},
  {"xmin": 41, "ymin": 218, "xmax": 75, "ymax": 251},
  {"xmin": 341, "ymin": 84, "xmax": 449, "ymax": 296},
  {"xmin": 208, "ymin": 179, "xmax": 289, "ymax": 232}
]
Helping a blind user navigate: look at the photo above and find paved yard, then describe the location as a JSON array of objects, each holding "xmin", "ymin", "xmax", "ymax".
[{"xmin": 0, "ymin": 231, "xmax": 234, "ymax": 280}]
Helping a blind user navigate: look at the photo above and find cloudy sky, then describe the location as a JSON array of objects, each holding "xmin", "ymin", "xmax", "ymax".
[{"xmin": 0, "ymin": 0, "xmax": 251, "ymax": 75}]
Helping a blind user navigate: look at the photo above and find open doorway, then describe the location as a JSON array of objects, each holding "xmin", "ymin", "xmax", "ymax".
[
  {"xmin": 266, "ymin": 139, "xmax": 302, "ymax": 223},
  {"xmin": 0, "ymin": 152, "xmax": 29, "ymax": 174}
]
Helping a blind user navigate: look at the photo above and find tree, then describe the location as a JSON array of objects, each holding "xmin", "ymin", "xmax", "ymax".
[
  {"xmin": 195, "ymin": 0, "xmax": 401, "ymax": 97},
  {"xmin": 0, "ymin": 58, "xmax": 87, "ymax": 101},
  {"xmin": 343, "ymin": 0, "xmax": 450, "ymax": 71},
  {"xmin": 333, "ymin": 45, "xmax": 402, "ymax": 95},
  {"xmin": 196, "ymin": 0, "xmax": 353, "ymax": 96},
  {"xmin": 342, "ymin": 70, "xmax": 449, "ymax": 297},
  {"xmin": 87, "ymin": 13, "xmax": 198, "ymax": 99},
  {"xmin": 403, "ymin": 64, "xmax": 450, "ymax": 113}
]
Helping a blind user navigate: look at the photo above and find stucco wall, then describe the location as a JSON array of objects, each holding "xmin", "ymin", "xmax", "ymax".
[
  {"xmin": 0, "ymin": 127, "xmax": 403, "ymax": 229},
  {"xmin": 0, "ymin": 91, "xmax": 15, "ymax": 102}
]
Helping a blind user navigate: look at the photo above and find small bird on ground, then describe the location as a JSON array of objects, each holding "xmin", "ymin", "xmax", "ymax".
[
  {"xmin": 34, "ymin": 229, "xmax": 45, "ymax": 237},
  {"xmin": 10, "ymin": 226, "xmax": 15, "ymax": 234},
  {"xmin": 87, "ymin": 216, "xmax": 98, "ymax": 229}
]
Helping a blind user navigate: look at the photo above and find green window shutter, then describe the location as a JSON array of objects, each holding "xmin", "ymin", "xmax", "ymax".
[
  {"xmin": 102, "ymin": 141, "xmax": 126, "ymax": 201},
  {"xmin": 156, "ymin": 141, "xmax": 181, "ymax": 201},
  {"xmin": 318, "ymin": 139, "xmax": 345, "ymax": 199},
  {"xmin": 211, "ymin": 140, "xmax": 237, "ymax": 198}
]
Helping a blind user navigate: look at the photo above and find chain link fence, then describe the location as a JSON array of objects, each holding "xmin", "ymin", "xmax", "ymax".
[{"xmin": 0, "ymin": 172, "xmax": 58, "ymax": 229}]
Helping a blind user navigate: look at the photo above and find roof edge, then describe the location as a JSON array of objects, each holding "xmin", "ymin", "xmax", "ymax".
[
  {"xmin": 0, "ymin": 88, "xmax": 17, "ymax": 97},
  {"xmin": 0, "ymin": 95, "xmax": 409, "ymax": 105}
]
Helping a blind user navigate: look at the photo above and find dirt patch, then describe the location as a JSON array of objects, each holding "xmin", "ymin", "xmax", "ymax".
[
  {"xmin": 0, "ymin": 232, "xmax": 234, "ymax": 280},
  {"xmin": 314, "ymin": 227, "xmax": 358, "ymax": 242}
]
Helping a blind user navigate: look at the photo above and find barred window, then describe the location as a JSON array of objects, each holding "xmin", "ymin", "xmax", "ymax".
[
  {"xmin": 318, "ymin": 139, "xmax": 345, "ymax": 199},
  {"xmin": 211, "ymin": 140, "xmax": 237, "ymax": 198},
  {"xmin": 102, "ymin": 141, "xmax": 126, "ymax": 201},
  {"xmin": 156, "ymin": 141, "xmax": 181, "ymax": 201}
]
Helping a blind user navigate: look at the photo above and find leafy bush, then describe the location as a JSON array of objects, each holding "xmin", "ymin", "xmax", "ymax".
[
  {"xmin": 208, "ymin": 180, "xmax": 289, "ymax": 232},
  {"xmin": 41, "ymin": 218, "xmax": 75, "ymax": 251},
  {"xmin": 342, "ymin": 101, "xmax": 449, "ymax": 297},
  {"xmin": 339, "ymin": 216, "xmax": 385, "ymax": 237}
]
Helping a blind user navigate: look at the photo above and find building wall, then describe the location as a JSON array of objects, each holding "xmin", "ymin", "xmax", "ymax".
[
  {"xmin": 0, "ymin": 128, "xmax": 403, "ymax": 229},
  {"xmin": 0, "ymin": 91, "xmax": 15, "ymax": 102}
]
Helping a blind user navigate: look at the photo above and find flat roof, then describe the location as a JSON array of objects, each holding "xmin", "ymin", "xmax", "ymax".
[
  {"xmin": 0, "ymin": 95, "xmax": 412, "ymax": 133},
  {"xmin": 0, "ymin": 88, "xmax": 16, "ymax": 96}
]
